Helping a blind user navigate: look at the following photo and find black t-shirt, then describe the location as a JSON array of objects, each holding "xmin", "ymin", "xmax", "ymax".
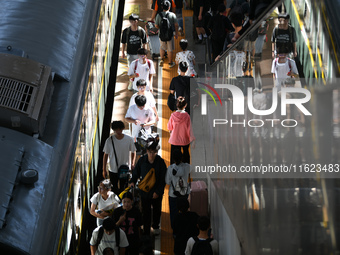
[
  {"xmin": 121, "ymin": 27, "xmax": 147, "ymax": 55},
  {"xmin": 130, "ymin": 155, "xmax": 167, "ymax": 199},
  {"xmin": 170, "ymin": 75, "xmax": 199, "ymax": 115},
  {"xmin": 208, "ymin": 14, "xmax": 234, "ymax": 40},
  {"xmin": 170, "ymin": 75, "xmax": 191, "ymax": 99},
  {"xmin": 113, "ymin": 206, "xmax": 142, "ymax": 242},
  {"xmin": 271, "ymin": 25, "xmax": 297, "ymax": 53},
  {"xmin": 193, "ymin": 0, "xmax": 210, "ymax": 17},
  {"xmin": 173, "ymin": 211, "xmax": 199, "ymax": 254}
]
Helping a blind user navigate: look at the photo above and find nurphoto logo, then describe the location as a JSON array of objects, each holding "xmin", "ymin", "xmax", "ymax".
[{"xmin": 199, "ymin": 84, "xmax": 312, "ymax": 128}]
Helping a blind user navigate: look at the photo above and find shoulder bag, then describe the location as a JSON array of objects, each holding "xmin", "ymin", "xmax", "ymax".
[{"xmin": 111, "ymin": 136, "xmax": 130, "ymax": 179}]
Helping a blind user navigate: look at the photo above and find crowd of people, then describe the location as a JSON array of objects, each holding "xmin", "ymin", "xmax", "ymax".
[
  {"xmin": 89, "ymin": 0, "xmax": 302, "ymax": 254},
  {"xmin": 90, "ymin": 1, "xmax": 200, "ymax": 254}
]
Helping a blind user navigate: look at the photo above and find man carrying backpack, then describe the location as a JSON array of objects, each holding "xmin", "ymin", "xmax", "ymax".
[
  {"xmin": 155, "ymin": 0, "xmax": 179, "ymax": 68},
  {"xmin": 121, "ymin": 14, "xmax": 147, "ymax": 90},
  {"xmin": 185, "ymin": 216, "xmax": 219, "ymax": 255},
  {"xmin": 90, "ymin": 217, "xmax": 129, "ymax": 255},
  {"xmin": 271, "ymin": 13, "xmax": 297, "ymax": 59}
]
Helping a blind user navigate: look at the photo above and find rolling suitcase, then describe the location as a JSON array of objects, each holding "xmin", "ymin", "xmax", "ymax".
[
  {"xmin": 148, "ymin": 35, "xmax": 161, "ymax": 60},
  {"xmin": 145, "ymin": 21, "xmax": 160, "ymax": 59},
  {"xmin": 189, "ymin": 180, "xmax": 209, "ymax": 216}
]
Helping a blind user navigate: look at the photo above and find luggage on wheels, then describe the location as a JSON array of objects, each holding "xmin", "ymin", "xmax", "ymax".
[
  {"xmin": 189, "ymin": 180, "xmax": 209, "ymax": 216},
  {"xmin": 145, "ymin": 21, "xmax": 160, "ymax": 60}
]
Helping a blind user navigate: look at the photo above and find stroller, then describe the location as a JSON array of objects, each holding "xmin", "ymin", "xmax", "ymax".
[{"xmin": 135, "ymin": 128, "xmax": 159, "ymax": 155}]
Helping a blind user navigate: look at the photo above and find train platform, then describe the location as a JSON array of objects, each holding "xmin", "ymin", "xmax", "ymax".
[
  {"xmin": 108, "ymin": 0, "xmax": 330, "ymax": 254},
  {"xmin": 110, "ymin": 1, "xmax": 292, "ymax": 254},
  {"xmin": 112, "ymin": 0, "xmax": 194, "ymax": 253}
]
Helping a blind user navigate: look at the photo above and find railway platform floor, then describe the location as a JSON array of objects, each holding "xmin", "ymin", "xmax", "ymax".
[
  {"xmin": 112, "ymin": 0, "xmax": 197, "ymax": 253},
  {"xmin": 110, "ymin": 0, "xmax": 295, "ymax": 254}
]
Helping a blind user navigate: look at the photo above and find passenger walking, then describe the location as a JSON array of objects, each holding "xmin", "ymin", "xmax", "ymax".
[
  {"xmin": 175, "ymin": 0, "xmax": 184, "ymax": 35},
  {"xmin": 165, "ymin": 149, "xmax": 191, "ymax": 229},
  {"xmin": 129, "ymin": 140, "xmax": 167, "ymax": 236},
  {"xmin": 151, "ymin": 0, "xmax": 176, "ymax": 21},
  {"xmin": 155, "ymin": 0, "xmax": 179, "ymax": 68},
  {"xmin": 128, "ymin": 48, "xmax": 156, "ymax": 92},
  {"xmin": 129, "ymin": 79, "xmax": 159, "ymax": 121},
  {"xmin": 173, "ymin": 197, "xmax": 199, "ymax": 255},
  {"xmin": 271, "ymin": 13, "xmax": 297, "ymax": 59},
  {"xmin": 169, "ymin": 62, "xmax": 195, "ymax": 115},
  {"xmin": 90, "ymin": 179, "xmax": 120, "ymax": 227},
  {"xmin": 207, "ymin": 4, "xmax": 233, "ymax": 61},
  {"xmin": 114, "ymin": 192, "xmax": 142, "ymax": 255},
  {"xmin": 167, "ymin": 97, "xmax": 195, "ymax": 164},
  {"xmin": 103, "ymin": 121, "xmax": 136, "ymax": 195},
  {"xmin": 184, "ymin": 216, "xmax": 219, "ymax": 255},
  {"xmin": 90, "ymin": 217, "xmax": 129, "ymax": 255},
  {"xmin": 271, "ymin": 46, "xmax": 298, "ymax": 91},
  {"xmin": 175, "ymin": 39, "xmax": 197, "ymax": 77},
  {"xmin": 192, "ymin": 0, "xmax": 209, "ymax": 44},
  {"xmin": 125, "ymin": 95, "xmax": 156, "ymax": 140},
  {"xmin": 121, "ymin": 14, "xmax": 147, "ymax": 90}
]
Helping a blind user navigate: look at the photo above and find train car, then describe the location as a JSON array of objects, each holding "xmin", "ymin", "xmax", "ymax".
[{"xmin": 0, "ymin": 0, "xmax": 122, "ymax": 254}]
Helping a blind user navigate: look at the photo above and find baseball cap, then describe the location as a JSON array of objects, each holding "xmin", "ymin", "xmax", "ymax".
[
  {"xmin": 129, "ymin": 13, "xmax": 139, "ymax": 21},
  {"xmin": 278, "ymin": 13, "xmax": 290, "ymax": 19}
]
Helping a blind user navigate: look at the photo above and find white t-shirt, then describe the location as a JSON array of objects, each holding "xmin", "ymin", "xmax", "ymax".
[
  {"xmin": 103, "ymin": 134, "xmax": 136, "ymax": 173},
  {"xmin": 125, "ymin": 104, "xmax": 155, "ymax": 138},
  {"xmin": 271, "ymin": 58, "xmax": 298, "ymax": 90},
  {"xmin": 185, "ymin": 237, "xmax": 219, "ymax": 255},
  {"xmin": 90, "ymin": 226, "xmax": 129, "ymax": 255},
  {"xmin": 175, "ymin": 51, "xmax": 197, "ymax": 76},
  {"xmin": 90, "ymin": 191, "xmax": 120, "ymax": 212},
  {"xmin": 128, "ymin": 59, "xmax": 156, "ymax": 91},
  {"xmin": 129, "ymin": 91, "xmax": 156, "ymax": 109}
]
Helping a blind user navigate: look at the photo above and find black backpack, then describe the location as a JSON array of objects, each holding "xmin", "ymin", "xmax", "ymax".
[
  {"xmin": 191, "ymin": 236, "xmax": 214, "ymax": 255},
  {"xmin": 96, "ymin": 225, "xmax": 120, "ymax": 247},
  {"xmin": 159, "ymin": 12, "xmax": 173, "ymax": 41}
]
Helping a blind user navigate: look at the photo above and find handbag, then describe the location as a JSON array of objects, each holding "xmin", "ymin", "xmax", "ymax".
[
  {"xmin": 111, "ymin": 136, "xmax": 130, "ymax": 180},
  {"xmin": 167, "ymin": 93, "xmax": 177, "ymax": 111},
  {"xmin": 138, "ymin": 167, "xmax": 156, "ymax": 192},
  {"xmin": 171, "ymin": 178, "xmax": 188, "ymax": 197}
]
